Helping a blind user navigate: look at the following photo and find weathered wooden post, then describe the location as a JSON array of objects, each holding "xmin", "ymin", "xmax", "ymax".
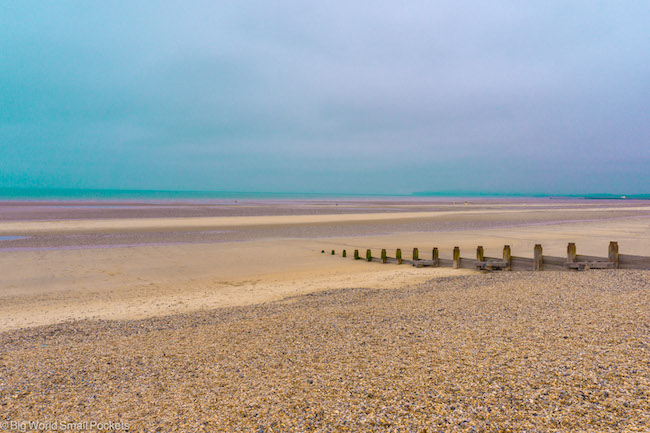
[
  {"xmin": 342, "ymin": 250, "xmax": 346, "ymax": 258},
  {"xmin": 453, "ymin": 246, "xmax": 460, "ymax": 269},
  {"xmin": 503, "ymin": 245, "xmax": 511, "ymax": 271},
  {"xmin": 381, "ymin": 249, "xmax": 387, "ymax": 263},
  {"xmin": 432, "ymin": 247, "xmax": 439, "ymax": 267},
  {"xmin": 396, "ymin": 249, "xmax": 402, "ymax": 264},
  {"xmin": 608, "ymin": 241, "xmax": 619, "ymax": 268},
  {"xmin": 412, "ymin": 248, "xmax": 419, "ymax": 261},
  {"xmin": 534, "ymin": 244, "xmax": 543, "ymax": 271},
  {"xmin": 567, "ymin": 243, "xmax": 576, "ymax": 263},
  {"xmin": 354, "ymin": 249, "xmax": 359, "ymax": 260},
  {"xmin": 366, "ymin": 249, "xmax": 372, "ymax": 261},
  {"xmin": 476, "ymin": 246, "xmax": 484, "ymax": 261}
]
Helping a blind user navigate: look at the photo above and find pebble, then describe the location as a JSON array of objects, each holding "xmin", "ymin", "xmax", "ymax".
[{"xmin": 0, "ymin": 271, "xmax": 648, "ymax": 431}]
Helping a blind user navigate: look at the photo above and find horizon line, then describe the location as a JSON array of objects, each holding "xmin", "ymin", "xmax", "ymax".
[{"xmin": 0, "ymin": 187, "xmax": 648, "ymax": 200}]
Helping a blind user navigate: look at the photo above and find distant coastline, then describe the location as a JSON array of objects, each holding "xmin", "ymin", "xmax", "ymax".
[{"xmin": 411, "ymin": 191, "xmax": 650, "ymax": 200}]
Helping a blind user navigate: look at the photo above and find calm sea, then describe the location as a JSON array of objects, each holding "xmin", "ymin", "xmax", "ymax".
[
  {"xmin": 0, "ymin": 188, "xmax": 405, "ymax": 201},
  {"xmin": 0, "ymin": 188, "xmax": 646, "ymax": 201}
]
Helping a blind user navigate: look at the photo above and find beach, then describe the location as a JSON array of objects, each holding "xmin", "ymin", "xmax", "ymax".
[
  {"xmin": 1, "ymin": 198, "xmax": 650, "ymax": 430},
  {"xmin": 5, "ymin": 0, "xmax": 649, "ymax": 429},
  {"xmin": 1, "ymin": 198, "xmax": 649, "ymax": 330}
]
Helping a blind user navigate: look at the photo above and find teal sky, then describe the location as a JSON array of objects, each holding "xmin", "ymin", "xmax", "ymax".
[{"xmin": 1, "ymin": 1, "xmax": 648, "ymax": 195}]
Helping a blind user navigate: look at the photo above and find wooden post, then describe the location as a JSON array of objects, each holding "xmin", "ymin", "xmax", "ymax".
[
  {"xmin": 567, "ymin": 243, "xmax": 576, "ymax": 263},
  {"xmin": 453, "ymin": 247, "xmax": 460, "ymax": 269},
  {"xmin": 432, "ymin": 247, "xmax": 439, "ymax": 267},
  {"xmin": 503, "ymin": 245, "xmax": 511, "ymax": 271},
  {"xmin": 381, "ymin": 249, "xmax": 387, "ymax": 263},
  {"xmin": 354, "ymin": 249, "xmax": 359, "ymax": 260},
  {"xmin": 396, "ymin": 249, "xmax": 402, "ymax": 265},
  {"xmin": 412, "ymin": 248, "xmax": 419, "ymax": 261},
  {"xmin": 476, "ymin": 246, "xmax": 484, "ymax": 261},
  {"xmin": 342, "ymin": 250, "xmax": 346, "ymax": 258},
  {"xmin": 534, "ymin": 244, "xmax": 543, "ymax": 271},
  {"xmin": 366, "ymin": 249, "xmax": 372, "ymax": 262},
  {"xmin": 609, "ymin": 241, "xmax": 619, "ymax": 268}
]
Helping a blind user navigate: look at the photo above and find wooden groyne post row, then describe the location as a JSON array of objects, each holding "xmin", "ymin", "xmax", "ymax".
[
  {"xmin": 326, "ymin": 241, "xmax": 650, "ymax": 272},
  {"xmin": 475, "ymin": 245, "xmax": 510, "ymax": 271}
]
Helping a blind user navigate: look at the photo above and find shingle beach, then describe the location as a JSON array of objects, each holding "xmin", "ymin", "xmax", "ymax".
[{"xmin": 2, "ymin": 271, "xmax": 648, "ymax": 432}]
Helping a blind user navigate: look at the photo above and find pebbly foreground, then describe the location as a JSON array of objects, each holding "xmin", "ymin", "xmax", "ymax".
[{"xmin": 1, "ymin": 271, "xmax": 649, "ymax": 432}]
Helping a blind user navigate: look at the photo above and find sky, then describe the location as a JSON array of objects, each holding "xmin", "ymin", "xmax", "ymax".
[{"xmin": 1, "ymin": 1, "xmax": 648, "ymax": 195}]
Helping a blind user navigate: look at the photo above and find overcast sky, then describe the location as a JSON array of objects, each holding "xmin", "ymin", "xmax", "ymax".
[{"xmin": 1, "ymin": 1, "xmax": 648, "ymax": 195}]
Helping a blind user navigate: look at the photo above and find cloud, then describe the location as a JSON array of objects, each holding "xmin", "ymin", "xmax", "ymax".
[{"xmin": 1, "ymin": 1, "xmax": 648, "ymax": 194}]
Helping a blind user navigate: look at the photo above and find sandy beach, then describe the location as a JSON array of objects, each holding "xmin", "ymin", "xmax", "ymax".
[
  {"xmin": 1, "ymin": 198, "xmax": 650, "ymax": 430},
  {"xmin": 5, "ymin": 0, "xmax": 649, "ymax": 429},
  {"xmin": 1, "ymin": 199, "xmax": 649, "ymax": 331}
]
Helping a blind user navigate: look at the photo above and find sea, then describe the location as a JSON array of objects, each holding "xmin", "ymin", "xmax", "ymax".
[{"xmin": 0, "ymin": 188, "xmax": 647, "ymax": 201}]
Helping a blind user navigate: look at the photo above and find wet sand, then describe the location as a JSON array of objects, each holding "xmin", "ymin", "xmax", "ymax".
[
  {"xmin": 1, "ymin": 199, "xmax": 649, "ymax": 331},
  {"xmin": 2, "ymin": 197, "xmax": 645, "ymax": 221}
]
